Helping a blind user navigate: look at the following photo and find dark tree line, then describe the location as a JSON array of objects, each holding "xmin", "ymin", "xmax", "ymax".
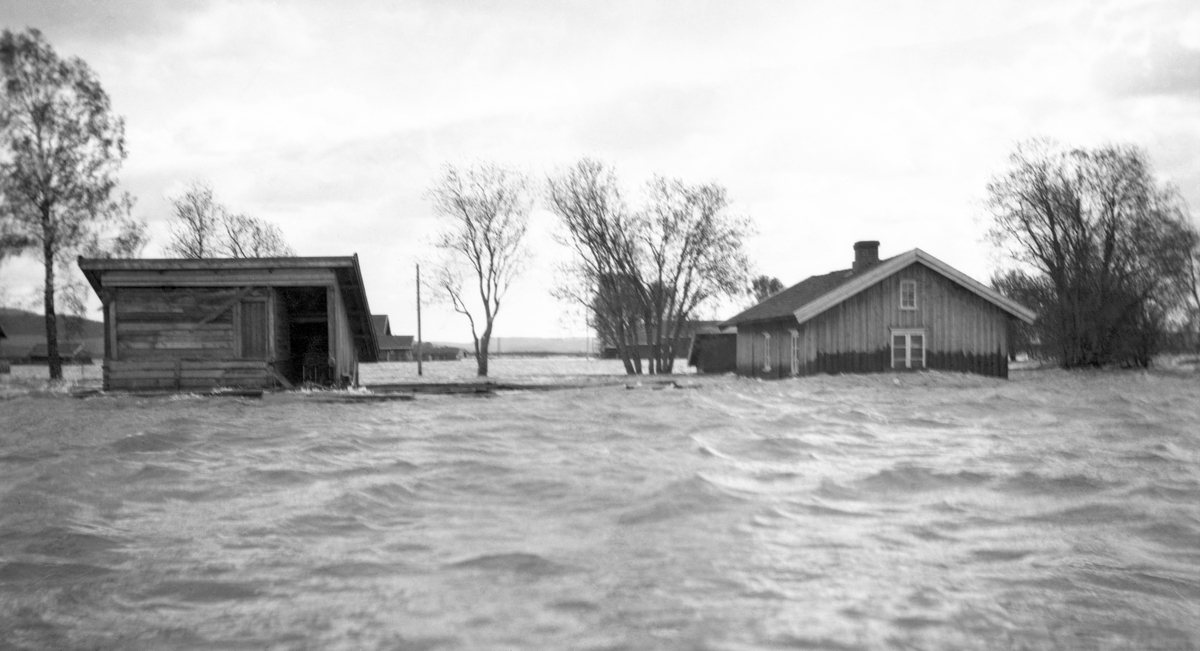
[
  {"xmin": 987, "ymin": 140, "xmax": 1198, "ymax": 368},
  {"xmin": 546, "ymin": 159, "xmax": 752, "ymax": 375}
]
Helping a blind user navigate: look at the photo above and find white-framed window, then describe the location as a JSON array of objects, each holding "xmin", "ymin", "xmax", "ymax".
[
  {"xmin": 762, "ymin": 333, "xmax": 772, "ymax": 372},
  {"xmin": 891, "ymin": 328, "xmax": 926, "ymax": 370},
  {"xmin": 790, "ymin": 329, "xmax": 800, "ymax": 376},
  {"xmin": 900, "ymin": 280, "xmax": 917, "ymax": 310}
]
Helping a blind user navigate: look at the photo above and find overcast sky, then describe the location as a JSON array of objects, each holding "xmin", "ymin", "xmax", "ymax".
[{"xmin": 2, "ymin": 0, "xmax": 1198, "ymax": 341}]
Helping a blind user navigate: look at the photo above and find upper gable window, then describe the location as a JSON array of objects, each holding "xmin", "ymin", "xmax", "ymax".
[{"xmin": 900, "ymin": 280, "xmax": 917, "ymax": 310}]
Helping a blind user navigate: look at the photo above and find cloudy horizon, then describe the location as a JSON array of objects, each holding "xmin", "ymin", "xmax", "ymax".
[{"xmin": 2, "ymin": 0, "xmax": 1197, "ymax": 341}]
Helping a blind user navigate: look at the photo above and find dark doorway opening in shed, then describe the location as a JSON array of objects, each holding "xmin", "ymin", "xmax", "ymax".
[{"xmin": 279, "ymin": 287, "xmax": 330, "ymax": 386}]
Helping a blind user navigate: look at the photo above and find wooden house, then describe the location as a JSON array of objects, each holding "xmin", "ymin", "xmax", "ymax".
[
  {"xmin": 78, "ymin": 256, "xmax": 378, "ymax": 391},
  {"xmin": 721, "ymin": 242, "xmax": 1036, "ymax": 379}
]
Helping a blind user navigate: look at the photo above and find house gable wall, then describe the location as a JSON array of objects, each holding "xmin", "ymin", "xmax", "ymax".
[{"xmin": 736, "ymin": 262, "xmax": 1011, "ymax": 378}]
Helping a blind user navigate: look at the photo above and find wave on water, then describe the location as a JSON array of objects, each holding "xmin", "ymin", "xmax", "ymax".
[
  {"xmin": 617, "ymin": 475, "xmax": 747, "ymax": 525},
  {"xmin": 853, "ymin": 465, "xmax": 993, "ymax": 495},
  {"xmin": 1, "ymin": 365, "xmax": 1198, "ymax": 649},
  {"xmin": 446, "ymin": 552, "xmax": 574, "ymax": 577}
]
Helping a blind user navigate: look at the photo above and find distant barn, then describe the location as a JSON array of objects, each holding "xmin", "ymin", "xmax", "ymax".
[
  {"xmin": 721, "ymin": 242, "xmax": 1036, "ymax": 379},
  {"xmin": 371, "ymin": 314, "xmax": 414, "ymax": 361},
  {"xmin": 78, "ymin": 256, "xmax": 378, "ymax": 391}
]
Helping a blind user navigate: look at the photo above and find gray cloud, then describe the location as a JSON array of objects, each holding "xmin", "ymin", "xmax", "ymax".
[
  {"xmin": 0, "ymin": 0, "xmax": 208, "ymax": 42},
  {"xmin": 1097, "ymin": 42, "xmax": 1200, "ymax": 99}
]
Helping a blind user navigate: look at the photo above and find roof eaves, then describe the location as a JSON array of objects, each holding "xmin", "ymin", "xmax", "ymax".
[{"xmin": 790, "ymin": 249, "xmax": 1037, "ymax": 325}]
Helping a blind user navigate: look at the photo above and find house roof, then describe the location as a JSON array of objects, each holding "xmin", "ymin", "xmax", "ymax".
[
  {"xmin": 722, "ymin": 249, "xmax": 1036, "ymax": 327},
  {"xmin": 378, "ymin": 335, "xmax": 414, "ymax": 350},
  {"xmin": 371, "ymin": 315, "xmax": 391, "ymax": 337},
  {"xmin": 77, "ymin": 255, "xmax": 380, "ymax": 362}
]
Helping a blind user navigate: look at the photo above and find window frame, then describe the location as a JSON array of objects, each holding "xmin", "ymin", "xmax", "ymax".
[
  {"xmin": 762, "ymin": 332, "xmax": 772, "ymax": 372},
  {"xmin": 890, "ymin": 328, "xmax": 926, "ymax": 370},
  {"xmin": 899, "ymin": 279, "xmax": 917, "ymax": 310}
]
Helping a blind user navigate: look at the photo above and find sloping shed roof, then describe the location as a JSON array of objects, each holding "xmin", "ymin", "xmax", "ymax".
[
  {"xmin": 723, "ymin": 249, "xmax": 1035, "ymax": 327},
  {"xmin": 77, "ymin": 255, "xmax": 380, "ymax": 361},
  {"xmin": 378, "ymin": 335, "xmax": 414, "ymax": 351}
]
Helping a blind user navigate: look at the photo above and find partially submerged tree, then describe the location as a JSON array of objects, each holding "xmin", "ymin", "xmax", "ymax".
[
  {"xmin": 750, "ymin": 275, "xmax": 784, "ymax": 303},
  {"xmin": 547, "ymin": 159, "xmax": 752, "ymax": 374},
  {"xmin": 0, "ymin": 28, "xmax": 145, "ymax": 379},
  {"xmin": 427, "ymin": 163, "xmax": 532, "ymax": 377},
  {"xmin": 166, "ymin": 180, "xmax": 293, "ymax": 258},
  {"xmin": 986, "ymin": 139, "xmax": 1196, "ymax": 368}
]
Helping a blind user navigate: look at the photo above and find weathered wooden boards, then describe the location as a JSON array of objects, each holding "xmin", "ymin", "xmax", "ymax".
[{"xmin": 105, "ymin": 359, "xmax": 273, "ymax": 391}]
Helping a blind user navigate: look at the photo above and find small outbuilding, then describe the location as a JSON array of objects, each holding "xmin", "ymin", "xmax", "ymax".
[
  {"xmin": 687, "ymin": 324, "xmax": 737, "ymax": 374},
  {"xmin": 78, "ymin": 256, "xmax": 378, "ymax": 391},
  {"xmin": 721, "ymin": 242, "xmax": 1036, "ymax": 379}
]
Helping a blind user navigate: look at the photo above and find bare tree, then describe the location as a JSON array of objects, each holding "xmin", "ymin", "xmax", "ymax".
[
  {"xmin": 750, "ymin": 275, "xmax": 784, "ymax": 303},
  {"xmin": 165, "ymin": 181, "xmax": 223, "ymax": 258},
  {"xmin": 986, "ymin": 139, "xmax": 1196, "ymax": 368},
  {"xmin": 0, "ymin": 28, "xmax": 143, "ymax": 379},
  {"xmin": 166, "ymin": 181, "xmax": 293, "ymax": 258},
  {"xmin": 427, "ymin": 163, "xmax": 531, "ymax": 377},
  {"xmin": 547, "ymin": 159, "xmax": 752, "ymax": 375},
  {"xmin": 221, "ymin": 212, "xmax": 294, "ymax": 258},
  {"xmin": 545, "ymin": 160, "xmax": 644, "ymax": 373}
]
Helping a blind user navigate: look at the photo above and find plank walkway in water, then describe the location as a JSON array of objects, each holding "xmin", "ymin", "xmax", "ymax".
[
  {"xmin": 364, "ymin": 378, "xmax": 696, "ymax": 395},
  {"xmin": 65, "ymin": 377, "xmax": 697, "ymax": 400}
]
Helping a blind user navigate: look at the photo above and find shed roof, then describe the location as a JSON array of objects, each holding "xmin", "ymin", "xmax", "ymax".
[
  {"xmin": 77, "ymin": 256, "xmax": 380, "ymax": 361},
  {"xmin": 722, "ymin": 248, "xmax": 1036, "ymax": 327}
]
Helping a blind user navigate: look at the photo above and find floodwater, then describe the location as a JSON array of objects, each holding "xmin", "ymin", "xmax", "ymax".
[{"xmin": 1, "ymin": 363, "xmax": 1198, "ymax": 650}]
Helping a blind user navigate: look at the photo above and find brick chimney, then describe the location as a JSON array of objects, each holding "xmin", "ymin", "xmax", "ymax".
[{"xmin": 853, "ymin": 241, "xmax": 880, "ymax": 273}]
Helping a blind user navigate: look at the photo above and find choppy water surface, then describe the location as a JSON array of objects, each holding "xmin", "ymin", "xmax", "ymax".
[{"xmin": 1, "ymin": 368, "xmax": 1198, "ymax": 650}]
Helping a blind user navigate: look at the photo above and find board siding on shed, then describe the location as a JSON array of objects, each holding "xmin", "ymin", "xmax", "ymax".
[{"xmin": 736, "ymin": 262, "xmax": 1011, "ymax": 379}]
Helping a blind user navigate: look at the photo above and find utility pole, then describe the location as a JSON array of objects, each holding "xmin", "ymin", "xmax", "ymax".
[{"xmin": 416, "ymin": 262, "xmax": 423, "ymax": 377}]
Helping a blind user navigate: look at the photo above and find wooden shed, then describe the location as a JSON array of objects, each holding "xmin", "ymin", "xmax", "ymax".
[
  {"xmin": 721, "ymin": 242, "xmax": 1036, "ymax": 379},
  {"xmin": 78, "ymin": 256, "xmax": 378, "ymax": 391}
]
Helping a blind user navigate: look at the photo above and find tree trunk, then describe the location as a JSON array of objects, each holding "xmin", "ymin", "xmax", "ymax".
[
  {"xmin": 477, "ymin": 333, "xmax": 490, "ymax": 377},
  {"xmin": 42, "ymin": 234, "xmax": 62, "ymax": 380}
]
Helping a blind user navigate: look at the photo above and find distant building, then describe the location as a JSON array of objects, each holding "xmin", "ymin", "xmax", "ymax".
[
  {"xmin": 78, "ymin": 256, "xmax": 378, "ymax": 391},
  {"xmin": 414, "ymin": 342, "xmax": 466, "ymax": 361},
  {"xmin": 27, "ymin": 342, "xmax": 93, "ymax": 365},
  {"xmin": 720, "ymin": 242, "xmax": 1036, "ymax": 379},
  {"xmin": 379, "ymin": 335, "xmax": 415, "ymax": 361},
  {"xmin": 371, "ymin": 314, "xmax": 415, "ymax": 361},
  {"xmin": 600, "ymin": 320, "xmax": 722, "ymax": 360}
]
